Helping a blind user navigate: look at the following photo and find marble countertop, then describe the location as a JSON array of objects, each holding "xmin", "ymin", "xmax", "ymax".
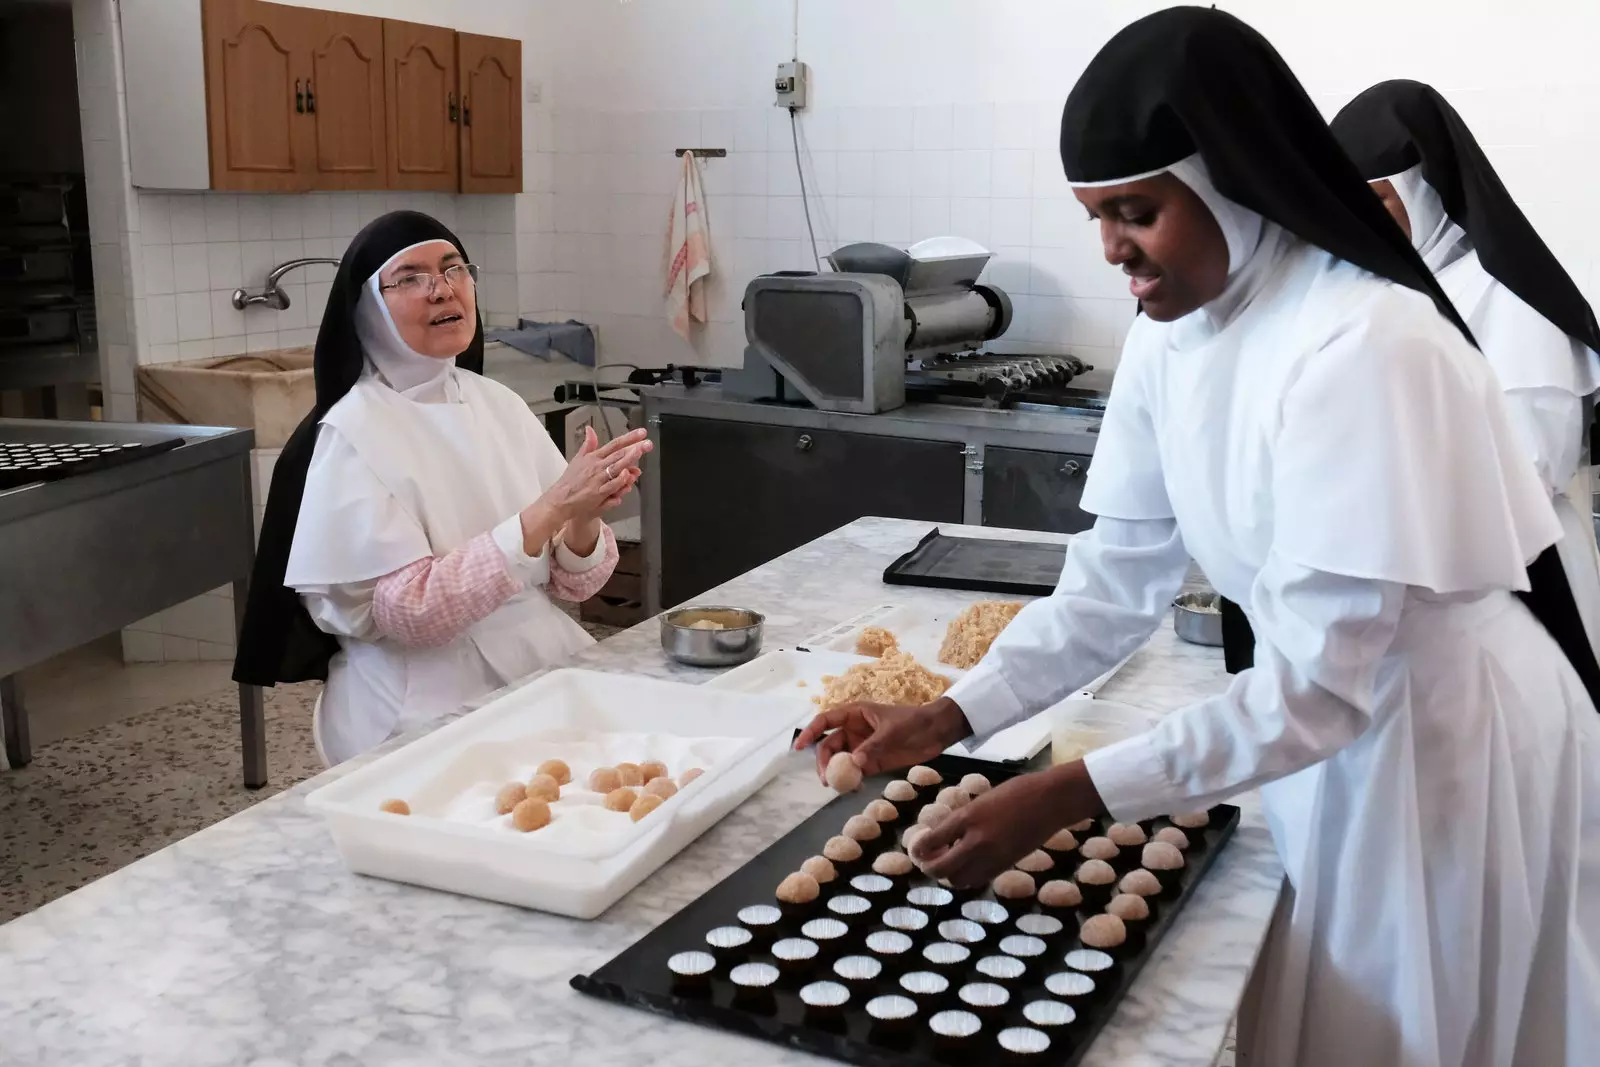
[{"xmin": 0, "ymin": 518, "xmax": 1284, "ymax": 1067}]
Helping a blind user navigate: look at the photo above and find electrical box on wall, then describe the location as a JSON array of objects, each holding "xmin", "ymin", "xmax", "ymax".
[{"xmin": 775, "ymin": 60, "xmax": 809, "ymax": 109}]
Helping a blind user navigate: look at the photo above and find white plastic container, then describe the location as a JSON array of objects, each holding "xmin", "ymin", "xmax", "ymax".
[
  {"xmin": 1048, "ymin": 697, "xmax": 1161, "ymax": 765},
  {"xmin": 305, "ymin": 668, "xmax": 797, "ymax": 919}
]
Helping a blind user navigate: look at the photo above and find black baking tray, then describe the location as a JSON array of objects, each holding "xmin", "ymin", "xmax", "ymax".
[
  {"xmin": 573, "ymin": 753, "xmax": 1239, "ymax": 1067},
  {"xmin": 882, "ymin": 529, "xmax": 1069, "ymax": 597},
  {"xmin": 0, "ymin": 435, "xmax": 183, "ymax": 492}
]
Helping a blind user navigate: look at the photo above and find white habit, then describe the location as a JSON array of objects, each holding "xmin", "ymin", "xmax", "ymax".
[{"xmin": 948, "ymin": 220, "xmax": 1600, "ymax": 1066}]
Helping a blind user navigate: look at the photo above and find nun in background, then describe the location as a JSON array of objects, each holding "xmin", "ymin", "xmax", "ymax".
[
  {"xmin": 1332, "ymin": 79, "xmax": 1600, "ymax": 659},
  {"xmin": 235, "ymin": 211, "xmax": 649, "ymax": 765},
  {"xmin": 797, "ymin": 9, "xmax": 1600, "ymax": 1066}
]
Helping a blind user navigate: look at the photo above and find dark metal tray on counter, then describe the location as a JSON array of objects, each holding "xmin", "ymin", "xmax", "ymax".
[
  {"xmin": 0, "ymin": 434, "xmax": 183, "ymax": 492},
  {"xmin": 881, "ymin": 528, "xmax": 1069, "ymax": 597},
  {"xmin": 573, "ymin": 753, "xmax": 1238, "ymax": 1067}
]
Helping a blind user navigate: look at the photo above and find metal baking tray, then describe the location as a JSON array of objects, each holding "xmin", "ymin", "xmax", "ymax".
[
  {"xmin": 573, "ymin": 753, "xmax": 1238, "ymax": 1067},
  {"xmin": 882, "ymin": 528, "xmax": 1069, "ymax": 597},
  {"xmin": 0, "ymin": 435, "xmax": 183, "ymax": 492}
]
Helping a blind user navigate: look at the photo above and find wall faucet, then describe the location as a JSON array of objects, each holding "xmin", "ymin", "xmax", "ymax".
[{"xmin": 231, "ymin": 258, "xmax": 342, "ymax": 311}]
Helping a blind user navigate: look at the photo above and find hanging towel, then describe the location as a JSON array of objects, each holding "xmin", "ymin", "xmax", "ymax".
[{"xmin": 664, "ymin": 151, "xmax": 713, "ymax": 340}]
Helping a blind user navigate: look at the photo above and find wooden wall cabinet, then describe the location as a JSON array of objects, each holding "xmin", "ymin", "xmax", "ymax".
[{"xmin": 123, "ymin": 0, "xmax": 521, "ymax": 193}]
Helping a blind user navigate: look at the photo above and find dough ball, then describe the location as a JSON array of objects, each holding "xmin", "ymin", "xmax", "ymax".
[
  {"xmin": 512, "ymin": 798, "xmax": 552, "ymax": 832},
  {"xmin": 907, "ymin": 765, "xmax": 943, "ymax": 788},
  {"xmin": 645, "ymin": 778, "xmax": 679, "ymax": 800},
  {"xmin": 901, "ymin": 825, "xmax": 928, "ymax": 857},
  {"xmin": 379, "ymin": 798, "xmax": 410, "ymax": 816},
  {"xmin": 1075, "ymin": 859, "xmax": 1117, "ymax": 886},
  {"xmin": 588, "ymin": 767, "xmax": 621, "ymax": 794},
  {"xmin": 935, "ymin": 786, "xmax": 969, "ymax": 810},
  {"xmin": 823, "ymin": 835, "xmax": 863, "ymax": 863},
  {"xmin": 616, "ymin": 762, "xmax": 644, "ymax": 787},
  {"xmin": 826, "ymin": 751, "xmax": 864, "ymax": 793},
  {"xmin": 1043, "ymin": 829, "xmax": 1078, "ymax": 852},
  {"xmin": 1169, "ymin": 810, "xmax": 1211, "ymax": 829},
  {"xmin": 883, "ymin": 780, "xmax": 918, "ymax": 803},
  {"xmin": 993, "ymin": 870, "xmax": 1037, "ymax": 900},
  {"xmin": 1080, "ymin": 836, "xmax": 1119, "ymax": 861},
  {"xmin": 1067, "ymin": 818, "xmax": 1096, "ymax": 833},
  {"xmin": 536, "ymin": 759, "xmax": 572, "ymax": 786},
  {"xmin": 494, "ymin": 782, "xmax": 527, "ymax": 815},
  {"xmin": 959, "ymin": 773, "xmax": 992, "ymax": 796},
  {"xmin": 1108, "ymin": 822, "xmax": 1147, "ymax": 847},
  {"xmin": 526, "ymin": 773, "xmax": 562, "ymax": 803},
  {"xmin": 639, "ymin": 760, "xmax": 669, "ymax": 784},
  {"xmin": 873, "ymin": 851, "xmax": 915, "ymax": 877},
  {"xmin": 1107, "ymin": 893, "xmax": 1150, "ymax": 922},
  {"xmin": 1015, "ymin": 849, "xmax": 1054, "ymax": 873},
  {"xmin": 801, "ymin": 856, "xmax": 837, "ymax": 884},
  {"xmin": 629, "ymin": 794, "xmax": 664, "ymax": 822},
  {"xmin": 863, "ymin": 799, "xmax": 899, "ymax": 823},
  {"xmin": 843, "ymin": 814, "xmax": 882, "ymax": 841},
  {"xmin": 679, "ymin": 767, "xmax": 704, "ymax": 787},
  {"xmin": 603, "ymin": 787, "xmax": 639, "ymax": 812},
  {"xmin": 1119, "ymin": 869, "xmax": 1162, "ymax": 897},
  {"xmin": 777, "ymin": 871, "xmax": 821, "ymax": 904},
  {"xmin": 1079, "ymin": 913, "xmax": 1127, "ymax": 949},
  {"xmin": 1038, "ymin": 880, "xmax": 1082, "ymax": 908},
  {"xmin": 1154, "ymin": 826, "xmax": 1190, "ymax": 850},
  {"xmin": 1142, "ymin": 841, "xmax": 1186, "ymax": 870},
  {"xmin": 917, "ymin": 803, "xmax": 953, "ymax": 828}
]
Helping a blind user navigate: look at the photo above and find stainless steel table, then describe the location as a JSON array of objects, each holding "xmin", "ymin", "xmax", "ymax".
[{"xmin": 0, "ymin": 418, "xmax": 265, "ymax": 786}]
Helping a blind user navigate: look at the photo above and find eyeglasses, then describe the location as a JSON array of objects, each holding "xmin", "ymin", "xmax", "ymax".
[{"xmin": 379, "ymin": 262, "xmax": 479, "ymax": 299}]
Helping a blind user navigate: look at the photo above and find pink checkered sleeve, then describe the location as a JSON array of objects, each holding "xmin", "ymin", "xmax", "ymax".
[
  {"xmin": 371, "ymin": 531, "xmax": 519, "ymax": 649},
  {"xmin": 549, "ymin": 525, "xmax": 620, "ymax": 603}
]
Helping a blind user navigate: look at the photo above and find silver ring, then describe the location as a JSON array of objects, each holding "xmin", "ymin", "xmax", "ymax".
[{"xmin": 605, "ymin": 464, "xmax": 615, "ymax": 478}]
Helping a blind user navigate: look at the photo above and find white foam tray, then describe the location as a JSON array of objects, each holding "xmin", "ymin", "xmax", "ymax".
[
  {"xmin": 305, "ymin": 668, "xmax": 797, "ymax": 919},
  {"xmin": 800, "ymin": 604, "xmax": 1135, "ymax": 762}
]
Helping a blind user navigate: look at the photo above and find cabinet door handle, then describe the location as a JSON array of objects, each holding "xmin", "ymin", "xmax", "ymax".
[
  {"xmin": 796, "ymin": 434, "xmax": 814, "ymax": 452},
  {"xmin": 448, "ymin": 92, "xmax": 459, "ymax": 123},
  {"xmin": 294, "ymin": 78, "xmax": 305, "ymax": 114},
  {"xmin": 462, "ymin": 95, "xmax": 472, "ymax": 127},
  {"xmin": 304, "ymin": 79, "xmax": 316, "ymax": 114}
]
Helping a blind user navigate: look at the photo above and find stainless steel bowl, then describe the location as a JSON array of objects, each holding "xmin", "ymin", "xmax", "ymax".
[
  {"xmin": 660, "ymin": 606, "xmax": 765, "ymax": 667},
  {"xmin": 1172, "ymin": 592, "xmax": 1224, "ymax": 647}
]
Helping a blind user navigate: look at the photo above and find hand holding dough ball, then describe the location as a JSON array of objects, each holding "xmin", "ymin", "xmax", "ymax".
[
  {"xmin": 1142, "ymin": 841, "xmax": 1186, "ymax": 870},
  {"xmin": 629, "ymin": 794, "xmax": 664, "ymax": 822},
  {"xmin": 777, "ymin": 871, "xmax": 821, "ymax": 904},
  {"xmin": 1107, "ymin": 822, "xmax": 1147, "ymax": 847},
  {"xmin": 935, "ymin": 786, "xmax": 969, "ymax": 810},
  {"xmin": 901, "ymin": 825, "xmax": 929, "ymax": 858},
  {"xmin": 588, "ymin": 767, "xmax": 622, "ymax": 793},
  {"xmin": 494, "ymin": 782, "xmax": 527, "ymax": 815},
  {"xmin": 826, "ymin": 751, "xmax": 864, "ymax": 793},
  {"xmin": 679, "ymin": 767, "xmax": 704, "ymax": 787},
  {"xmin": 644, "ymin": 778, "xmax": 679, "ymax": 801},
  {"xmin": 1038, "ymin": 880, "xmax": 1082, "ymax": 908},
  {"xmin": 526, "ymin": 773, "xmax": 561, "ymax": 803},
  {"xmin": 872, "ymin": 851, "xmax": 915, "ymax": 876},
  {"xmin": 639, "ymin": 760, "xmax": 669, "ymax": 784},
  {"xmin": 536, "ymin": 759, "xmax": 572, "ymax": 786},
  {"xmin": 907, "ymin": 765, "xmax": 942, "ymax": 788},
  {"xmin": 883, "ymin": 780, "xmax": 917, "ymax": 803},
  {"xmin": 604, "ymin": 787, "xmax": 639, "ymax": 812},
  {"xmin": 379, "ymin": 798, "xmax": 410, "ymax": 815},
  {"xmin": 1043, "ymin": 829, "xmax": 1078, "ymax": 851},
  {"xmin": 1079, "ymin": 913, "xmax": 1127, "ymax": 948},
  {"xmin": 616, "ymin": 762, "xmax": 644, "ymax": 787},
  {"xmin": 863, "ymin": 799, "xmax": 899, "ymax": 823},
  {"xmin": 823, "ymin": 835, "xmax": 863, "ymax": 863},
  {"xmin": 801, "ymin": 856, "xmax": 837, "ymax": 884},
  {"xmin": 843, "ymin": 814, "xmax": 882, "ymax": 841},
  {"xmin": 917, "ymin": 802, "xmax": 952, "ymax": 828},
  {"xmin": 512, "ymin": 798, "xmax": 551, "ymax": 832},
  {"xmin": 993, "ymin": 870, "xmax": 1037, "ymax": 899}
]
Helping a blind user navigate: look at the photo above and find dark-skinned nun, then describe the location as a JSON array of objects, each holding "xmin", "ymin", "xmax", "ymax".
[
  {"xmin": 234, "ymin": 211, "xmax": 649, "ymax": 765},
  {"xmin": 794, "ymin": 9, "xmax": 1600, "ymax": 1067},
  {"xmin": 1332, "ymin": 78, "xmax": 1600, "ymax": 659}
]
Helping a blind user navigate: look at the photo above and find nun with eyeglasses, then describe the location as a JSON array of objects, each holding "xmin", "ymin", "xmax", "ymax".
[
  {"xmin": 797, "ymin": 10, "xmax": 1600, "ymax": 1066},
  {"xmin": 1333, "ymin": 78, "xmax": 1600, "ymax": 660},
  {"xmin": 235, "ymin": 211, "xmax": 649, "ymax": 765}
]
